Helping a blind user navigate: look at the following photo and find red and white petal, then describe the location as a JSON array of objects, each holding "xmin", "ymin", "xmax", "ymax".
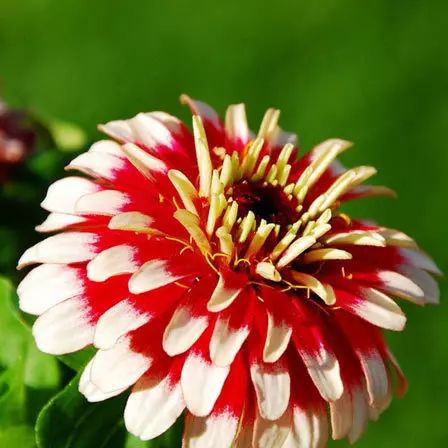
[
  {"xmin": 183, "ymin": 358, "xmax": 245, "ymax": 448},
  {"xmin": 250, "ymin": 362, "xmax": 290, "ymax": 421},
  {"xmin": 87, "ymin": 244, "xmax": 139, "ymax": 282},
  {"xmin": 90, "ymin": 336, "xmax": 152, "ymax": 394},
  {"xmin": 94, "ymin": 299, "xmax": 152, "ymax": 350},
  {"xmin": 18, "ymin": 264, "xmax": 85, "ymax": 315},
  {"xmin": 180, "ymin": 95, "xmax": 223, "ymax": 133},
  {"xmin": 40, "ymin": 176, "xmax": 100, "ymax": 213},
  {"xmin": 17, "ymin": 232, "xmax": 99, "ymax": 269},
  {"xmin": 181, "ymin": 348, "xmax": 230, "ymax": 417},
  {"xmin": 75, "ymin": 190, "xmax": 131, "ymax": 216},
  {"xmin": 292, "ymin": 302, "xmax": 343, "ymax": 402},
  {"xmin": 66, "ymin": 151, "xmax": 127, "ymax": 182},
  {"xmin": 32, "ymin": 296, "xmax": 94, "ymax": 355},
  {"xmin": 225, "ymin": 104, "xmax": 251, "ymax": 150},
  {"xmin": 399, "ymin": 248, "xmax": 442, "ymax": 275},
  {"xmin": 207, "ymin": 269, "xmax": 247, "ymax": 312},
  {"xmin": 398, "ymin": 265, "xmax": 440, "ymax": 304},
  {"xmin": 252, "ymin": 407, "xmax": 291, "ymax": 448},
  {"xmin": 36, "ymin": 213, "xmax": 89, "ymax": 232},
  {"xmin": 163, "ymin": 306, "xmax": 210, "ymax": 356},
  {"xmin": 129, "ymin": 260, "xmax": 183, "ymax": 294},
  {"xmin": 79, "ymin": 358, "xmax": 127, "ymax": 403},
  {"xmin": 340, "ymin": 287, "xmax": 406, "ymax": 331},
  {"xmin": 125, "ymin": 370, "xmax": 185, "ymax": 441},
  {"xmin": 263, "ymin": 309, "xmax": 292, "ymax": 364},
  {"xmin": 385, "ymin": 348, "xmax": 408, "ymax": 397},
  {"xmin": 88, "ymin": 139, "xmax": 124, "ymax": 157}
]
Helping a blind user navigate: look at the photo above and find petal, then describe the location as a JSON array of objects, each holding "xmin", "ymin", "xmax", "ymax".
[
  {"xmin": 41, "ymin": 176, "xmax": 100, "ymax": 213},
  {"xmin": 250, "ymin": 362, "xmax": 290, "ymax": 421},
  {"xmin": 75, "ymin": 190, "xmax": 131, "ymax": 216},
  {"xmin": 32, "ymin": 296, "xmax": 94, "ymax": 355},
  {"xmin": 36, "ymin": 213, "xmax": 89, "ymax": 233},
  {"xmin": 342, "ymin": 287, "xmax": 406, "ymax": 331},
  {"xmin": 399, "ymin": 248, "xmax": 442, "ymax": 275},
  {"xmin": 79, "ymin": 358, "xmax": 127, "ymax": 402},
  {"xmin": 18, "ymin": 264, "xmax": 85, "ymax": 315},
  {"xmin": 252, "ymin": 407, "xmax": 291, "ymax": 448},
  {"xmin": 90, "ymin": 336, "xmax": 152, "ymax": 394},
  {"xmin": 207, "ymin": 269, "xmax": 247, "ymax": 312},
  {"xmin": 88, "ymin": 139, "xmax": 124, "ymax": 157},
  {"xmin": 125, "ymin": 369, "xmax": 185, "ymax": 440},
  {"xmin": 330, "ymin": 390, "xmax": 353, "ymax": 440},
  {"xmin": 263, "ymin": 310, "xmax": 292, "ymax": 363},
  {"xmin": 87, "ymin": 244, "xmax": 139, "ymax": 282},
  {"xmin": 398, "ymin": 265, "xmax": 440, "ymax": 304},
  {"xmin": 181, "ymin": 351, "xmax": 230, "ymax": 417},
  {"xmin": 18, "ymin": 232, "xmax": 99, "ymax": 269},
  {"xmin": 94, "ymin": 299, "xmax": 152, "ymax": 350},
  {"xmin": 348, "ymin": 386, "xmax": 369, "ymax": 443}
]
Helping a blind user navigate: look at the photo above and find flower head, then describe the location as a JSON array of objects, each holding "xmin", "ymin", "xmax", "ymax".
[
  {"xmin": 18, "ymin": 95, "xmax": 440, "ymax": 447},
  {"xmin": 0, "ymin": 98, "xmax": 36, "ymax": 184}
]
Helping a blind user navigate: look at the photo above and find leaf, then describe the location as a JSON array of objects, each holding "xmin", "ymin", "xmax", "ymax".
[
  {"xmin": 36, "ymin": 370, "xmax": 127, "ymax": 448},
  {"xmin": 0, "ymin": 425, "xmax": 35, "ymax": 448},
  {"xmin": 0, "ymin": 276, "xmax": 61, "ymax": 440},
  {"xmin": 37, "ymin": 370, "xmax": 184, "ymax": 448},
  {"xmin": 58, "ymin": 347, "xmax": 97, "ymax": 372},
  {"xmin": 0, "ymin": 277, "xmax": 61, "ymax": 390}
]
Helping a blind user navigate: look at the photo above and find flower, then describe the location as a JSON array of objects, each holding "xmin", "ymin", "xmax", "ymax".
[
  {"xmin": 0, "ymin": 98, "xmax": 36, "ymax": 185},
  {"xmin": 17, "ymin": 95, "xmax": 440, "ymax": 447}
]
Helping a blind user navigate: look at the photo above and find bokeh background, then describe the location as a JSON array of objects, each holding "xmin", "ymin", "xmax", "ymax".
[{"xmin": 0, "ymin": 0, "xmax": 447, "ymax": 446}]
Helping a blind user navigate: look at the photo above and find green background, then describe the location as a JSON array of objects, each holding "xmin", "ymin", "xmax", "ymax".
[{"xmin": 0, "ymin": 0, "xmax": 447, "ymax": 446}]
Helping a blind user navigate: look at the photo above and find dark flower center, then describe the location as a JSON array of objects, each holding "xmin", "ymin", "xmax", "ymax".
[{"xmin": 231, "ymin": 181, "xmax": 299, "ymax": 226}]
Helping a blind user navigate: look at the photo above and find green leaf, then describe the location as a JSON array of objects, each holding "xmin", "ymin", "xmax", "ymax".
[
  {"xmin": 0, "ymin": 425, "xmax": 35, "ymax": 448},
  {"xmin": 37, "ymin": 370, "xmax": 184, "ymax": 448},
  {"xmin": 36, "ymin": 371, "xmax": 127, "ymax": 448},
  {"xmin": 58, "ymin": 347, "xmax": 96, "ymax": 372},
  {"xmin": 0, "ymin": 277, "xmax": 61, "ymax": 390}
]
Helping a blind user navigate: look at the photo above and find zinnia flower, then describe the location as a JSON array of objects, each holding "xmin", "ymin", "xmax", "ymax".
[
  {"xmin": 17, "ymin": 95, "xmax": 440, "ymax": 447},
  {"xmin": 0, "ymin": 97, "xmax": 36, "ymax": 184}
]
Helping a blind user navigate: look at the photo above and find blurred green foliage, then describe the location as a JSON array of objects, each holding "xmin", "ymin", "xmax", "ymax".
[{"xmin": 0, "ymin": 0, "xmax": 447, "ymax": 446}]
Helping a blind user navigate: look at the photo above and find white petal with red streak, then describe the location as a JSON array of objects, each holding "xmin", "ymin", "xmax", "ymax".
[
  {"xmin": 377, "ymin": 270, "xmax": 424, "ymax": 304},
  {"xmin": 32, "ymin": 297, "xmax": 94, "ymax": 355},
  {"xmin": 253, "ymin": 408, "xmax": 291, "ymax": 448},
  {"xmin": 66, "ymin": 152, "xmax": 126, "ymax": 181},
  {"xmin": 225, "ymin": 104, "xmax": 250, "ymax": 145},
  {"xmin": 399, "ymin": 248, "xmax": 442, "ymax": 275},
  {"xmin": 207, "ymin": 275, "xmax": 243, "ymax": 312},
  {"xmin": 263, "ymin": 311, "xmax": 292, "ymax": 363},
  {"xmin": 358, "ymin": 351, "xmax": 389, "ymax": 408},
  {"xmin": 18, "ymin": 263, "xmax": 84, "ymax": 315},
  {"xmin": 351, "ymin": 287, "xmax": 406, "ymax": 331},
  {"xmin": 398, "ymin": 265, "xmax": 440, "ymax": 304},
  {"xmin": 299, "ymin": 349, "xmax": 343, "ymax": 402},
  {"xmin": 108, "ymin": 211, "xmax": 155, "ymax": 233},
  {"xmin": 125, "ymin": 375, "xmax": 185, "ymax": 440},
  {"xmin": 94, "ymin": 299, "xmax": 152, "ymax": 350},
  {"xmin": 209, "ymin": 316, "xmax": 249, "ymax": 366},
  {"xmin": 90, "ymin": 336, "xmax": 151, "ymax": 393},
  {"xmin": 250, "ymin": 363, "xmax": 290, "ymax": 420},
  {"xmin": 87, "ymin": 245, "xmax": 138, "ymax": 282},
  {"xmin": 127, "ymin": 113, "xmax": 173, "ymax": 149},
  {"xmin": 80, "ymin": 359, "xmax": 127, "ymax": 402},
  {"xmin": 163, "ymin": 306, "xmax": 209, "ymax": 356},
  {"xmin": 41, "ymin": 176, "xmax": 100, "ymax": 213},
  {"xmin": 129, "ymin": 260, "xmax": 183, "ymax": 294},
  {"xmin": 183, "ymin": 413, "xmax": 239, "ymax": 448},
  {"xmin": 36, "ymin": 213, "xmax": 88, "ymax": 232},
  {"xmin": 181, "ymin": 95, "xmax": 222, "ymax": 129},
  {"xmin": 75, "ymin": 190, "xmax": 130, "ymax": 216},
  {"xmin": 17, "ymin": 232, "xmax": 99, "ymax": 269},
  {"xmin": 88, "ymin": 139, "xmax": 124, "ymax": 157},
  {"xmin": 286, "ymin": 407, "xmax": 329, "ymax": 448},
  {"xmin": 181, "ymin": 354, "xmax": 230, "ymax": 417}
]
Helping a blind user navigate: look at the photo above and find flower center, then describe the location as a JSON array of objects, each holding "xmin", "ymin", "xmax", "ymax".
[{"xmin": 231, "ymin": 181, "xmax": 299, "ymax": 226}]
